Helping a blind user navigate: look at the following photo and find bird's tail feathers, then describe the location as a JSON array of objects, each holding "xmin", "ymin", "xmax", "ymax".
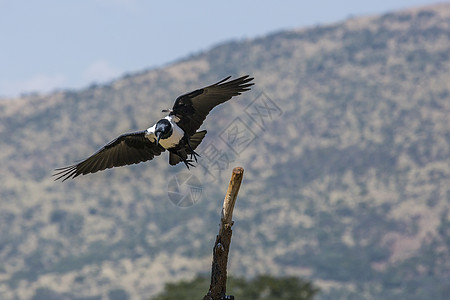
[
  {"xmin": 187, "ymin": 130, "xmax": 207, "ymax": 153},
  {"xmin": 169, "ymin": 151, "xmax": 184, "ymax": 165}
]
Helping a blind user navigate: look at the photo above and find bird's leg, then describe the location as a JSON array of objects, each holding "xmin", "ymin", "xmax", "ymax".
[
  {"xmin": 180, "ymin": 154, "xmax": 195, "ymax": 169},
  {"xmin": 183, "ymin": 158, "xmax": 195, "ymax": 169},
  {"xmin": 185, "ymin": 137, "xmax": 200, "ymax": 162},
  {"xmin": 176, "ymin": 149, "xmax": 195, "ymax": 169}
]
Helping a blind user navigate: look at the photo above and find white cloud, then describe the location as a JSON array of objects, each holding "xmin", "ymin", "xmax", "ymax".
[
  {"xmin": 0, "ymin": 74, "xmax": 67, "ymax": 98},
  {"xmin": 82, "ymin": 60, "xmax": 121, "ymax": 85}
]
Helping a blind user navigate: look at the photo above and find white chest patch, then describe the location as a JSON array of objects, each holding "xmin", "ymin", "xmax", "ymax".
[{"xmin": 145, "ymin": 115, "xmax": 184, "ymax": 149}]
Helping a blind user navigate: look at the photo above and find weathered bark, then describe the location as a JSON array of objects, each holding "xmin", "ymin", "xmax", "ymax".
[{"xmin": 203, "ymin": 167, "xmax": 244, "ymax": 300}]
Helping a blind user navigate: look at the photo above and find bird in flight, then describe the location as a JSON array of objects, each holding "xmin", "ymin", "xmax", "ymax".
[{"xmin": 54, "ymin": 75, "xmax": 254, "ymax": 181}]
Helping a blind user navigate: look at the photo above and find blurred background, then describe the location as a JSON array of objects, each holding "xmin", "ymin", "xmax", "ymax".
[
  {"xmin": 1, "ymin": 1, "xmax": 449, "ymax": 300},
  {"xmin": 0, "ymin": 0, "xmax": 441, "ymax": 98}
]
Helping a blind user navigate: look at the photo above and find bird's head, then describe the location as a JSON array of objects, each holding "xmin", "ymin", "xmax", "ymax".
[{"xmin": 154, "ymin": 119, "xmax": 173, "ymax": 144}]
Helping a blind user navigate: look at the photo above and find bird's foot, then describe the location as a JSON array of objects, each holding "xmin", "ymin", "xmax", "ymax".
[
  {"xmin": 183, "ymin": 159, "xmax": 196, "ymax": 169},
  {"xmin": 190, "ymin": 151, "xmax": 200, "ymax": 163},
  {"xmin": 186, "ymin": 139, "xmax": 200, "ymax": 162}
]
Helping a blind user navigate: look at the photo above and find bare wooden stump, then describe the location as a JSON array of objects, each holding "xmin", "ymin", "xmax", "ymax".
[{"xmin": 203, "ymin": 167, "xmax": 244, "ymax": 300}]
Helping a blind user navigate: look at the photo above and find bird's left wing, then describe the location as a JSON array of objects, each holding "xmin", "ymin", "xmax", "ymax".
[{"xmin": 53, "ymin": 130, "xmax": 164, "ymax": 181}]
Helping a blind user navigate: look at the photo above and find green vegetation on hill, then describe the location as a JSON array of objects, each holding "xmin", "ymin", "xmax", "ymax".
[{"xmin": 150, "ymin": 275, "xmax": 319, "ymax": 300}]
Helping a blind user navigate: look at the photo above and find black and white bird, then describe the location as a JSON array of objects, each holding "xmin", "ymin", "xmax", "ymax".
[{"xmin": 54, "ymin": 75, "xmax": 254, "ymax": 181}]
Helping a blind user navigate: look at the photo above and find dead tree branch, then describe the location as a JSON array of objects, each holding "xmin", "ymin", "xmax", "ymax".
[{"xmin": 203, "ymin": 167, "xmax": 244, "ymax": 300}]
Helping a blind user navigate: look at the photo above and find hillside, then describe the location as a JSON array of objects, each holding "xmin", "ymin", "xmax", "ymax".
[{"xmin": 1, "ymin": 3, "xmax": 450, "ymax": 299}]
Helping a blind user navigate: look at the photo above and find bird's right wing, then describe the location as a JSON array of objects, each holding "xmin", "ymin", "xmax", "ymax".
[
  {"xmin": 170, "ymin": 75, "xmax": 254, "ymax": 136},
  {"xmin": 53, "ymin": 130, "xmax": 165, "ymax": 181}
]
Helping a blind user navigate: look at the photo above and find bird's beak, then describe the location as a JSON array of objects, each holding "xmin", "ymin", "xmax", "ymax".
[{"xmin": 156, "ymin": 132, "xmax": 161, "ymax": 145}]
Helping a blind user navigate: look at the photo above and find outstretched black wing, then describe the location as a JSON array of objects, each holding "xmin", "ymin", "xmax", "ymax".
[
  {"xmin": 170, "ymin": 75, "xmax": 254, "ymax": 136},
  {"xmin": 54, "ymin": 131, "xmax": 165, "ymax": 181}
]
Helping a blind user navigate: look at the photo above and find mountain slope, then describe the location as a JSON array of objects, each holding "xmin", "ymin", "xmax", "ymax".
[{"xmin": 1, "ymin": 3, "xmax": 450, "ymax": 299}]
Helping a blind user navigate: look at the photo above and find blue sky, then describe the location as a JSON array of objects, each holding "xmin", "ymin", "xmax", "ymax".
[{"xmin": 0, "ymin": 0, "xmax": 444, "ymax": 98}]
